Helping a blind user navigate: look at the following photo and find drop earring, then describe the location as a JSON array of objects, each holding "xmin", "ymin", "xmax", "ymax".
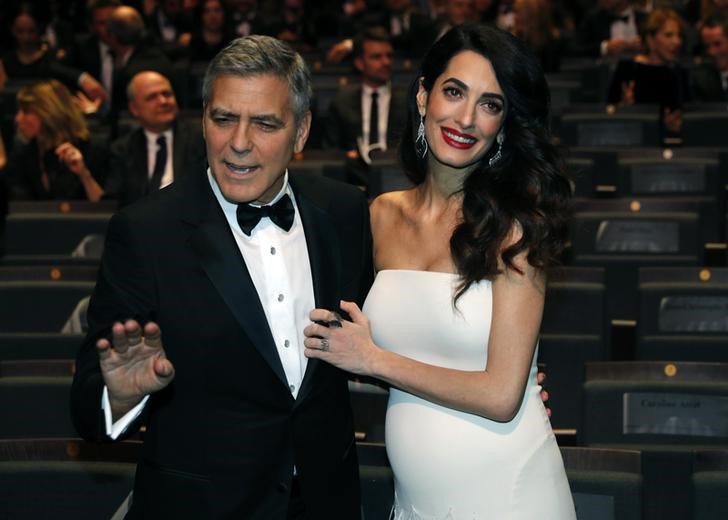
[
  {"xmin": 488, "ymin": 132, "xmax": 504, "ymax": 167},
  {"xmin": 415, "ymin": 115, "xmax": 428, "ymax": 159}
]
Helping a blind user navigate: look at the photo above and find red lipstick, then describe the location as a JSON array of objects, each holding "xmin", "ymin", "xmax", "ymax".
[{"xmin": 440, "ymin": 127, "xmax": 477, "ymax": 149}]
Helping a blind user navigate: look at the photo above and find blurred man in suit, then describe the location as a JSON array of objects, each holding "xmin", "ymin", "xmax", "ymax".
[
  {"xmin": 323, "ymin": 26, "xmax": 407, "ymax": 155},
  {"xmin": 692, "ymin": 15, "xmax": 728, "ymax": 101},
  {"xmin": 103, "ymin": 70, "xmax": 206, "ymax": 207}
]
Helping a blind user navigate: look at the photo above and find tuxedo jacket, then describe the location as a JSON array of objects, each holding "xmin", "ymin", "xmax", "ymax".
[
  {"xmin": 322, "ymin": 83, "xmax": 408, "ymax": 152},
  {"xmin": 71, "ymin": 169, "xmax": 373, "ymax": 519},
  {"xmin": 104, "ymin": 119, "xmax": 206, "ymax": 208}
]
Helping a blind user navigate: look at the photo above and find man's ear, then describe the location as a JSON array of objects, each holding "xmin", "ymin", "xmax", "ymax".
[
  {"xmin": 416, "ymin": 78, "xmax": 427, "ymax": 117},
  {"xmin": 294, "ymin": 111, "xmax": 312, "ymax": 154},
  {"xmin": 353, "ymin": 56, "xmax": 364, "ymax": 74}
]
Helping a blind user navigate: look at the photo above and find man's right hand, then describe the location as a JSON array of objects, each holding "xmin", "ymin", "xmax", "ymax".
[{"xmin": 97, "ymin": 320, "xmax": 175, "ymax": 419}]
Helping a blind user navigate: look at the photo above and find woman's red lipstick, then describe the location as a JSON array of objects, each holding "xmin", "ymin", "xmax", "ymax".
[{"xmin": 441, "ymin": 127, "xmax": 477, "ymax": 149}]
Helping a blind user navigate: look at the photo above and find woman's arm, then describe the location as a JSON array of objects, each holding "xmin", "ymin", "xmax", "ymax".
[
  {"xmin": 55, "ymin": 142, "xmax": 105, "ymax": 202},
  {"xmin": 305, "ymin": 250, "xmax": 545, "ymax": 422}
]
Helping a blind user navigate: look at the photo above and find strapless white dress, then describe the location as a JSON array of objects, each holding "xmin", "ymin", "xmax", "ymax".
[{"xmin": 363, "ymin": 270, "xmax": 576, "ymax": 520}]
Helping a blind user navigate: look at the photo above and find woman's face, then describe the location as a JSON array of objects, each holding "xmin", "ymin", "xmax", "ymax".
[
  {"xmin": 12, "ymin": 13, "xmax": 41, "ymax": 51},
  {"xmin": 202, "ymin": 0, "xmax": 225, "ymax": 31},
  {"xmin": 417, "ymin": 50, "xmax": 505, "ymax": 173},
  {"xmin": 15, "ymin": 107, "xmax": 42, "ymax": 140},
  {"xmin": 647, "ymin": 18, "xmax": 682, "ymax": 64}
]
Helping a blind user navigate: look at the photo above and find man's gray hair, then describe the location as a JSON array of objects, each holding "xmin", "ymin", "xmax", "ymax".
[{"xmin": 202, "ymin": 35, "xmax": 312, "ymax": 126}]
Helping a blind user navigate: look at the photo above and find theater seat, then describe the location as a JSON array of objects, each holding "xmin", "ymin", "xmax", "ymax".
[
  {"xmin": 0, "ymin": 438, "xmax": 138, "ymax": 520},
  {"xmin": 561, "ymin": 446, "xmax": 642, "ymax": 520}
]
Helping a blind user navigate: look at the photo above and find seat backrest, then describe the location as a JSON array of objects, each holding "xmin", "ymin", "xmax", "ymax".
[{"xmin": 580, "ymin": 361, "xmax": 728, "ymax": 446}]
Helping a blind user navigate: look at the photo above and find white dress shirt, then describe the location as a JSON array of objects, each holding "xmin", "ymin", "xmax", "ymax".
[
  {"xmin": 144, "ymin": 129, "xmax": 174, "ymax": 189},
  {"xmin": 362, "ymin": 83, "xmax": 391, "ymax": 149},
  {"xmin": 103, "ymin": 168, "xmax": 315, "ymax": 438}
]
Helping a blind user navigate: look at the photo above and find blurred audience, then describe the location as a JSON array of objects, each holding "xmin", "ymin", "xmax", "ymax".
[
  {"xmin": 103, "ymin": 70, "xmax": 205, "ymax": 208},
  {"xmin": 607, "ymin": 9, "xmax": 691, "ymax": 134},
  {"xmin": 692, "ymin": 14, "xmax": 728, "ymax": 100},
  {"xmin": 226, "ymin": 0, "xmax": 271, "ymax": 37},
  {"xmin": 145, "ymin": 0, "xmax": 194, "ymax": 60},
  {"xmin": 5, "ymin": 80, "xmax": 108, "ymax": 201},
  {"xmin": 268, "ymin": 0, "xmax": 319, "ymax": 53}
]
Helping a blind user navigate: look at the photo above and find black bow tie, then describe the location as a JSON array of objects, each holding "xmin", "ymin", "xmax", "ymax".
[
  {"xmin": 236, "ymin": 194, "xmax": 295, "ymax": 236},
  {"xmin": 613, "ymin": 14, "xmax": 630, "ymax": 23}
]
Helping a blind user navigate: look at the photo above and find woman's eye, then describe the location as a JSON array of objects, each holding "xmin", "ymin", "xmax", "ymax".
[
  {"xmin": 443, "ymin": 87, "xmax": 462, "ymax": 98},
  {"xmin": 482, "ymin": 101, "xmax": 503, "ymax": 114}
]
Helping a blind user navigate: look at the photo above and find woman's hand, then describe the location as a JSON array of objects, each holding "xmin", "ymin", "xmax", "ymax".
[
  {"xmin": 56, "ymin": 142, "xmax": 89, "ymax": 178},
  {"xmin": 663, "ymin": 107, "xmax": 682, "ymax": 134},
  {"xmin": 303, "ymin": 300, "xmax": 380, "ymax": 376}
]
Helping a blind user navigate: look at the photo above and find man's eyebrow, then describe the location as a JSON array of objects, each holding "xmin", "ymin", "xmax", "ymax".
[
  {"xmin": 250, "ymin": 114, "xmax": 285, "ymax": 126},
  {"xmin": 208, "ymin": 107, "xmax": 238, "ymax": 118}
]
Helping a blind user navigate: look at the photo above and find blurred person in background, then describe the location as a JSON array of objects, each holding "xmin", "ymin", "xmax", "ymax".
[
  {"xmin": 691, "ymin": 14, "xmax": 728, "ymax": 99},
  {"xmin": 512, "ymin": 0, "xmax": 564, "ymax": 72},
  {"xmin": 570, "ymin": 0, "xmax": 646, "ymax": 58},
  {"xmin": 103, "ymin": 70, "xmax": 205, "ymax": 207},
  {"xmin": 323, "ymin": 26, "xmax": 408, "ymax": 154},
  {"xmin": 607, "ymin": 9, "xmax": 691, "ymax": 134},
  {"xmin": 186, "ymin": 0, "xmax": 235, "ymax": 62},
  {"xmin": 6, "ymin": 79, "xmax": 108, "ymax": 201}
]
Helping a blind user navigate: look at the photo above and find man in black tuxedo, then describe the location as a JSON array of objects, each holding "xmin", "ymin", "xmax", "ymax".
[
  {"xmin": 323, "ymin": 27, "xmax": 408, "ymax": 154},
  {"xmin": 103, "ymin": 70, "xmax": 205, "ymax": 207},
  {"xmin": 692, "ymin": 16, "xmax": 728, "ymax": 102},
  {"xmin": 71, "ymin": 35, "xmax": 371, "ymax": 519}
]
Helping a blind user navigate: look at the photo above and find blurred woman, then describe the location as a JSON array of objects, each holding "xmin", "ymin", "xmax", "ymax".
[
  {"xmin": 607, "ymin": 9, "xmax": 691, "ymax": 135},
  {"xmin": 186, "ymin": 0, "xmax": 234, "ymax": 62},
  {"xmin": 6, "ymin": 80, "xmax": 107, "ymax": 201},
  {"xmin": 0, "ymin": 4, "xmax": 53, "ymax": 86},
  {"xmin": 512, "ymin": 0, "xmax": 563, "ymax": 72}
]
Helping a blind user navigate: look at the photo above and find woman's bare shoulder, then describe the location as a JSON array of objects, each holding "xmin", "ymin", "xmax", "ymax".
[{"xmin": 370, "ymin": 189, "xmax": 414, "ymax": 228}]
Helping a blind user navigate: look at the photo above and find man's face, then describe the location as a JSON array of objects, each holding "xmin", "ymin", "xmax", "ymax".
[
  {"xmin": 702, "ymin": 25, "xmax": 728, "ymax": 72},
  {"xmin": 444, "ymin": 0, "xmax": 474, "ymax": 25},
  {"xmin": 203, "ymin": 74, "xmax": 310, "ymax": 204},
  {"xmin": 128, "ymin": 72, "xmax": 179, "ymax": 133},
  {"xmin": 355, "ymin": 40, "xmax": 394, "ymax": 87},
  {"xmin": 91, "ymin": 6, "xmax": 116, "ymax": 45}
]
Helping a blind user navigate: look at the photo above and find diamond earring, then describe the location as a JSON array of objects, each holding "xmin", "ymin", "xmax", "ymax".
[
  {"xmin": 415, "ymin": 115, "xmax": 428, "ymax": 159},
  {"xmin": 488, "ymin": 132, "xmax": 504, "ymax": 167}
]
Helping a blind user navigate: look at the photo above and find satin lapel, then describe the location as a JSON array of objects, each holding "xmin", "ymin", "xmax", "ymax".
[
  {"xmin": 185, "ymin": 175, "xmax": 288, "ymax": 386},
  {"xmin": 292, "ymin": 177, "xmax": 342, "ymax": 402}
]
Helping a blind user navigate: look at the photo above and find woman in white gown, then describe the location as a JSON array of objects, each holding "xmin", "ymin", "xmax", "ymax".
[{"xmin": 304, "ymin": 23, "xmax": 576, "ymax": 520}]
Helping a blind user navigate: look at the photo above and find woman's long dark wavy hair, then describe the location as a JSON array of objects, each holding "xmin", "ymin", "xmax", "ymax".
[{"xmin": 399, "ymin": 23, "xmax": 572, "ymax": 302}]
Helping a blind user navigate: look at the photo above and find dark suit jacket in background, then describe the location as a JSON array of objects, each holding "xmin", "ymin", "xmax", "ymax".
[
  {"xmin": 103, "ymin": 118, "xmax": 206, "ymax": 208},
  {"xmin": 322, "ymin": 83, "xmax": 408, "ymax": 152},
  {"xmin": 71, "ymin": 169, "xmax": 373, "ymax": 519},
  {"xmin": 690, "ymin": 60, "xmax": 728, "ymax": 102}
]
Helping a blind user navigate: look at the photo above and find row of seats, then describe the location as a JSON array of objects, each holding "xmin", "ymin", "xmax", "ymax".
[{"xmin": 15, "ymin": 436, "xmax": 728, "ymax": 520}]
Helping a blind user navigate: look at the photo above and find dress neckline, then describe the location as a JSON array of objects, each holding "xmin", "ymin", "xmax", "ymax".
[{"xmin": 376, "ymin": 268, "xmax": 458, "ymax": 277}]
